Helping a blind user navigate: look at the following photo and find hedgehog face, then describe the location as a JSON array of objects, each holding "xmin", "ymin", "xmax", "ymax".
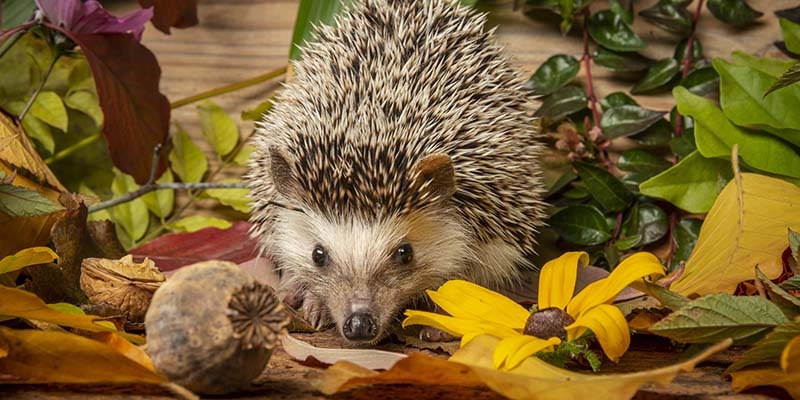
[{"xmin": 275, "ymin": 208, "xmax": 468, "ymax": 343}]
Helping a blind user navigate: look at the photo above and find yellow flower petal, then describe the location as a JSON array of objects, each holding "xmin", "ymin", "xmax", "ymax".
[
  {"xmin": 493, "ymin": 334, "xmax": 560, "ymax": 370},
  {"xmin": 538, "ymin": 251, "xmax": 589, "ymax": 310},
  {"xmin": 780, "ymin": 335, "xmax": 800, "ymax": 373},
  {"xmin": 402, "ymin": 310, "xmax": 518, "ymax": 341},
  {"xmin": 566, "ymin": 304, "xmax": 630, "ymax": 362},
  {"xmin": 428, "ymin": 280, "xmax": 530, "ymax": 330},
  {"xmin": 567, "ymin": 252, "xmax": 665, "ymax": 317}
]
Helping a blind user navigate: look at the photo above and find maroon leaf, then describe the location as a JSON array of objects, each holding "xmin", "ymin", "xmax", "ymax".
[
  {"xmin": 137, "ymin": 0, "xmax": 198, "ymax": 34},
  {"xmin": 67, "ymin": 31, "xmax": 169, "ymax": 184},
  {"xmin": 129, "ymin": 221, "xmax": 259, "ymax": 271}
]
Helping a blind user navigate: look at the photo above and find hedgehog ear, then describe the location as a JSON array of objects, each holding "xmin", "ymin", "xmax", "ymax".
[
  {"xmin": 269, "ymin": 146, "xmax": 300, "ymax": 199},
  {"xmin": 412, "ymin": 153, "xmax": 456, "ymax": 203}
]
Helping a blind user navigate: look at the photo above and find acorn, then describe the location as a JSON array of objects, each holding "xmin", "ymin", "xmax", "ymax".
[{"xmin": 144, "ymin": 261, "xmax": 289, "ymax": 395}]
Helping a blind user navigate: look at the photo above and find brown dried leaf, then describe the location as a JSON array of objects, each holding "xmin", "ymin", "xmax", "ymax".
[
  {"xmin": 281, "ymin": 334, "xmax": 407, "ymax": 370},
  {"xmin": 81, "ymin": 255, "xmax": 165, "ymax": 323},
  {"xmin": 138, "ymin": 0, "xmax": 199, "ymax": 33}
]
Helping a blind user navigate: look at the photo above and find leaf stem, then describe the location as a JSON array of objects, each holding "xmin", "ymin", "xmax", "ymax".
[
  {"xmin": 88, "ymin": 181, "xmax": 247, "ymax": 213},
  {"xmin": 19, "ymin": 50, "xmax": 61, "ymax": 121},
  {"xmin": 45, "ymin": 131, "xmax": 102, "ymax": 164},
  {"xmin": 581, "ymin": 9, "xmax": 601, "ymax": 131},
  {"xmin": 665, "ymin": 211, "xmax": 678, "ymax": 268},
  {"xmin": 673, "ymin": 0, "xmax": 705, "ymax": 137},
  {"xmin": 169, "ymin": 66, "xmax": 287, "ymax": 109}
]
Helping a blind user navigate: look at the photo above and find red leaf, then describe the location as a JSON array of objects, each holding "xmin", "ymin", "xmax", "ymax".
[
  {"xmin": 137, "ymin": 0, "xmax": 198, "ymax": 34},
  {"xmin": 129, "ymin": 221, "xmax": 259, "ymax": 271},
  {"xmin": 68, "ymin": 32, "xmax": 169, "ymax": 184}
]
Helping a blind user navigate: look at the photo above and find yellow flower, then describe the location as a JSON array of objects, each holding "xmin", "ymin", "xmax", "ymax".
[{"xmin": 403, "ymin": 251, "xmax": 665, "ymax": 370}]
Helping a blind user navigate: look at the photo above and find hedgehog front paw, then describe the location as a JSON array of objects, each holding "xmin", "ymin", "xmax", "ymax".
[{"xmin": 301, "ymin": 293, "xmax": 333, "ymax": 330}]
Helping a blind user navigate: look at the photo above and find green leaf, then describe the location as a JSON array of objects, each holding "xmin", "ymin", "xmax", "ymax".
[
  {"xmin": 631, "ymin": 119, "xmax": 672, "ymax": 146},
  {"xmin": 202, "ymin": 179, "xmax": 251, "ymax": 213},
  {"xmin": 781, "ymin": 276, "xmax": 800, "ymax": 291},
  {"xmin": 545, "ymin": 169, "xmax": 578, "ymax": 197},
  {"xmin": 21, "ymin": 114, "xmax": 54, "ymax": 155},
  {"xmin": 27, "ymin": 91, "xmax": 68, "ymax": 132},
  {"xmin": 622, "ymin": 202, "xmax": 668, "ymax": 246},
  {"xmin": 631, "ymin": 58, "xmax": 680, "ymax": 94},
  {"xmin": 599, "ymin": 92, "xmax": 638, "ymax": 111},
  {"xmin": 198, "ymin": 100, "xmax": 238, "ymax": 158},
  {"xmin": 240, "ymin": 99, "xmax": 272, "ymax": 121},
  {"xmin": 109, "ymin": 171, "xmax": 149, "ymax": 243},
  {"xmin": 670, "ymin": 218, "xmax": 702, "ymax": 271},
  {"xmin": 727, "ymin": 319, "xmax": 800, "ymax": 372},
  {"xmin": 714, "ymin": 59, "xmax": 800, "ymax": 146},
  {"xmin": 706, "ymin": 0, "xmax": 763, "ymax": 27},
  {"xmin": 755, "ymin": 267, "xmax": 800, "ymax": 319},
  {"xmin": 600, "ymin": 105, "xmax": 666, "ymax": 139},
  {"xmin": 639, "ymin": 1, "xmax": 692, "ymax": 35},
  {"xmin": 609, "ymin": 0, "xmax": 634, "ymax": 24},
  {"xmin": 533, "ymin": 85, "xmax": 587, "ymax": 120},
  {"xmin": 141, "ymin": 170, "xmax": 174, "ymax": 219},
  {"xmin": 1, "ymin": 0, "xmax": 36, "ymax": 29},
  {"xmin": 169, "ymin": 125, "xmax": 208, "ymax": 183},
  {"xmin": 524, "ymin": 54, "xmax": 580, "ymax": 96},
  {"xmin": 731, "ymin": 51, "xmax": 795, "ymax": 77},
  {"xmin": 588, "ymin": 10, "xmax": 646, "ymax": 52},
  {"xmin": 618, "ymin": 149, "xmax": 671, "ymax": 174},
  {"xmin": 549, "ymin": 205, "xmax": 612, "ymax": 246},
  {"xmin": 639, "ymin": 151, "xmax": 732, "ymax": 213},
  {"xmin": 780, "ymin": 18, "xmax": 800, "ymax": 54},
  {"xmin": 64, "ymin": 90, "xmax": 103, "ymax": 127},
  {"xmin": 167, "ymin": 215, "xmax": 232, "ymax": 233},
  {"xmin": 674, "ymin": 86, "xmax": 800, "ymax": 178},
  {"xmin": 290, "ymin": 0, "xmax": 353, "ymax": 60},
  {"xmin": 674, "ymin": 37, "xmax": 703, "ymax": 66},
  {"xmin": 669, "ymin": 130, "xmax": 696, "ymax": 158},
  {"xmin": 233, "ymin": 144, "xmax": 255, "ymax": 167},
  {"xmin": 614, "ymin": 234, "xmax": 641, "ymax": 251},
  {"xmin": 574, "ymin": 162, "xmax": 634, "ymax": 212},
  {"xmin": 765, "ymin": 62, "xmax": 800, "ymax": 97},
  {"xmin": 0, "ymin": 183, "xmax": 63, "ymax": 217},
  {"xmin": 679, "ymin": 66, "xmax": 719, "ymax": 96},
  {"xmin": 636, "ymin": 281, "xmax": 690, "ymax": 311},
  {"xmin": 592, "ymin": 47, "xmax": 652, "ymax": 73},
  {"xmin": 649, "ymin": 293, "xmax": 788, "ymax": 344}
]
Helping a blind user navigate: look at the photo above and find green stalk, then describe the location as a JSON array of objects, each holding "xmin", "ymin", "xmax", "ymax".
[
  {"xmin": 0, "ymin": 29, "xmax": 25, "ymax": 60},
  {"xmin": 19, "ymin": 50, "xmax": 61, "ymax": 121},
  {"xmin": 169, "ymin": 66, "xmax": 287, "ymax": 109},
  {"xmin": 45, "ymin": 132, "xmax": 102, "ymax": 164}
]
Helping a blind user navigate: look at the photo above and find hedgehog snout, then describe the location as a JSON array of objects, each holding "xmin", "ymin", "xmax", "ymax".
[{"xmin": 341, "ymin": 297, "xmax": 379, "ymax": 342}]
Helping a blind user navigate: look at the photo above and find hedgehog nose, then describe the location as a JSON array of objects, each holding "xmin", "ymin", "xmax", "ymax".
[{"xmin": 343, "ymin": 312, "xmax": 378, "ymax": 341}]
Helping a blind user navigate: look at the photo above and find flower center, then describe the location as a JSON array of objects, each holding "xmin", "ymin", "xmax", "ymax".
[{"xmin": 523, "ymin": 307, "xmax": 575, "ymax": 340}]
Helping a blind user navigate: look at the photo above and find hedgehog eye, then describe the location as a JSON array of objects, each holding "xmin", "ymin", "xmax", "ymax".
[
  {"xmin": 393, "ymin": 243, "xmax": 413, "ymax": 265},
  {"xmin": 312, "ymin": 245, "xmax": 329, "ymax": 267}
]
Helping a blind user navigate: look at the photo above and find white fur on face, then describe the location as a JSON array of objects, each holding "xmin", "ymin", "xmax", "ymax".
[{"xmin": 272, "ymin": 207, "xmax": 469, "ymax": 335}]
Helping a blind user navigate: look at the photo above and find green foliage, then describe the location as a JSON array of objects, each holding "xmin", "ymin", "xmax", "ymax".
[
  {"xmin": 290, "ymin": 0, "xmax": 354, "ymax": 60},
  {"xmin": 167, "ymin": 215, "xmax": 233, "ymax": 233},
  {"xmin": 779, "ymin": 18, "xmax": 800, "ymax": 54},
  {"xmin": 109, "ymin": 170, "xmax": 149, "ymax": 246},
  {"xmin": 592, "ymin": 47, "xmax": 652, "ymax": 73},
  {"xmin": 670, "ymin": 218, "xmax": 701, "ymax": 271},
  {"xmin": 600, "ymin": 105, "xmax": 666, "ymax": 139},
  {"xmin": 573, "ymin": 162, "xmax": 633, "ymax": 212},
  {"xmin": 533, "ymin": 85, "xmax": 587, "ymax": 120},
  {"xmin": 198, "ymin": 100, "xmax": 239, "ymax": 158},
  {"xmin": 726, "ymin": 318, "xmax": 800, "ymax": 372},
  {"xmin": 549, "ymin": 205, "xmax": 611, "ymax": 246},
  {"xmin": 141, "ymin": 170, "xmax": 175, "ymax": 219},
  {"xmin": 650, "ymin": 294, "xmax": 789, "ymax": 344},
  {"xmin": 755, "ymin": 267, "xmax": 800, "ymax": 319},
  {"xmin": 1, "ymin": 0, "xmax": 36, "ymax": 29},
  {"xmin": 706, "ymin": 0, "xmax": 763, "ymax": 27},
  {"xmin": 639, "ymin": 151, "xmax": 732, "ymax": 213},
  {"xmin": 202, "ymin": 179, "xmax": 251, "ymax": 213},
  {"xmin": 169, "ymin": 124, "xmax": 208, "ymax": 183},
  {"xmin": 536, "ymin": 338, "xmax": 602, "ymax": 371},
  {"xmin": 524, "ymin": 55, "xmax": 580, "ymax": 96},
  {"xmin": 588, "ymin": 10, "xmax": 645, "ymax": 52},
  {"xmin": 631, "ymin": 58, "xmax": 680, "ymax": 94},
  {"xmin": 0, "ymin": 183, "xmax": 64, "ymax": 217}
]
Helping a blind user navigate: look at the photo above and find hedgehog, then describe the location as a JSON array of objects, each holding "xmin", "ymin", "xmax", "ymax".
[{"xmin": 246, "ymin": 0, "xmax": 547, "ymax": 344}]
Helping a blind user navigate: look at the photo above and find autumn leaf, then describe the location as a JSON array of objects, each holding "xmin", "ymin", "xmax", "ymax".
[
  {"xmin": 669, "ymin": 168, "xmax": 800, "ymax": 295},
  {"xmin": 0, "ymin": 247, "xmax": 58, "ymax": 274},
  {"xmin": 319, "ymin": 335, "xmax": 733, "ymax": 399},
  {"xmin": 0, "ymin": 327, "xmax": 163, "ymax": 384},
  {"xmin": 92, "ymin": 331, "xmax": 156, "ymax": 372},
  {"xmin": 282, "ymin": 334, "xmax": 407, "ymax": 370},
  {"xmin": 730, "ymin": 367, "xmax": 800, "ymax": 398},
  {"xmin": 137, "ymin": 0, "xmax": 199, "ymax": 34}
]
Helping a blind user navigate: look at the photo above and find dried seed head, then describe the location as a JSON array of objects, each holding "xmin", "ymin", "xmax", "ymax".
[
  {"xmin": 228, "ymin": 281, "xmax": 290, "ymax": 350},
  {"xmin": 523, "ymin": 307, "xmax": 575, "ymax": 340}
]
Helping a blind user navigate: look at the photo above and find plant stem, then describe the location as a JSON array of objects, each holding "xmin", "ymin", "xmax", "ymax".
[
  {"xmin": 88, "ymin": 181, "xmax": 247, "ymax": 213},
  {"xmin": 0, "ymin": 28, "xmax": 26, "ymax": 60},
  {"xmin": 673, "ymin": 0, "xmax": 705, "ymax": 137},
  {"xmin": 45, "ymin": 131, "xmax": 102, "ymax": 164},
  {"xmin": 169, "ymin": 66, "xmax": 287, "ymax": 109},
  {"xmin": 581, "ymin": 9, "xmax": 601, "ymax": 132},
  {"xmin": 19, "ymin": 50, "xmax": 60, "ymax": 121},
  {"xmin": 665, "ymin": 211, "xmax": 678, "ymax": 269}
]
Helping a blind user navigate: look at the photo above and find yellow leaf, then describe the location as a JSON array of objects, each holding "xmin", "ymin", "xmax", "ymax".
[
  {"xmin": 538, "ymin": 251, "xmax": 588, "ymax": 310},
  {"xmin": 0, "ymin": 327, "xmax": 164, "ymax": 384},
  {"xmin": 730, "ymin": 367, "xmax": 800, "ymax": 398},
  {"xmin": 319, "ymin": 335, "xmax": 733, "ymax": 400},
  {"xmin": 92, "ymin": 332, "xmax": 155, "ymax": 372},
  {"xmin": 0, "ymin": 286, "xmax": 143, "ymax": 344},
  {"xmin": 670, "ymin": 172, "xmax": 800, "ymax": 295},
  {"xmin": 0, "ymin": 246, "xmax": 57, "ymax": 274},
  {"xmin": 782, "ymin": 335, "xmax": 800, "ymax": 373}
]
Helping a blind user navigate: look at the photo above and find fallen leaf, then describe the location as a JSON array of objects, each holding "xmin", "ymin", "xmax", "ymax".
[
  {"xmin": 730, "ymin": 367, "xmax": 800, "ymax": 398},
  {"xmin": 727, "ymin": 318, "xmax": 800, "ymax": 372},
  {"xmin": 0, "ymin": 247, "xmax": 58, "ymax": 274},
  {"xmin": 319, "ymin": 335, "xmax": 733, "ymax": 400},
  {"xmin": 0, "ymin": 327, "xmax": 163, "ymax": 384},
  {"xmin": 281, "ymin": 334, "xmax": 407, "ymax": 370},
  {"xmin": 92, "ymin": 332, "xmax": 155, "ymax": 372},
  {"xmin": 130, "ymin": 221, "xmax": 258, "ymax": 271},
  {"xmin": 670, "ymin": 170, "xmax": 800, "ymax": 295},
  {"xmin": 0, "ymin": 112, "xmax": 65, "ymax": 192},
  {"xmin": 0, "ymin": 285, "xmax": 143, "ymax": 344}
]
